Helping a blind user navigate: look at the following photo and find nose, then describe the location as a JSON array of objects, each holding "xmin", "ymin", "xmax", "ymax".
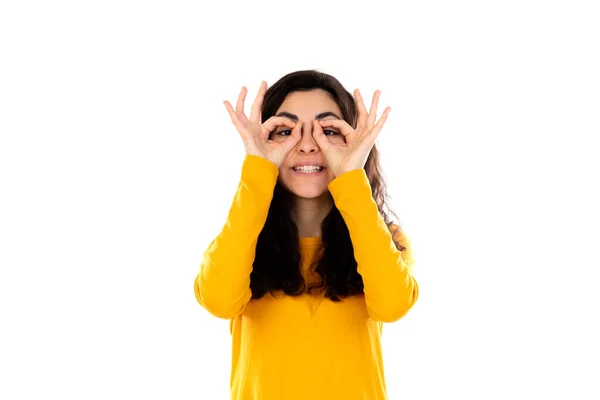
[{"xmin": 296, "ymin": 121, "xmax": 319, "ymax": 154}]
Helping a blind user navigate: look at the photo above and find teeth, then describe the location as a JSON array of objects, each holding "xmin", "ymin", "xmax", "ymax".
[{"xmin": 294, "ymin": 166, "xmax": 323, "ymax": 173}]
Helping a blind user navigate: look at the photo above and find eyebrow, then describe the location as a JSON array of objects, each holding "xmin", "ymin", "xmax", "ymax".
[{"xmin": 275, "ymin": 111, "xmax": 342, "ymax": 122}]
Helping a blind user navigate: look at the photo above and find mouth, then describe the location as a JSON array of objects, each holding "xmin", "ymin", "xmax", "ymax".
[{"xmin": 291, "ymin": 165, "xmax": 325, "ymax": 175}]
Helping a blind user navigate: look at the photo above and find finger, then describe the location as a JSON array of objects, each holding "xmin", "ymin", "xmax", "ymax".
[
  {"xmin": 312, "ymin": 120, "xmax": 332, "ymax": 152},
  {"xmin": 317, "ymin": 119, "xmax": 354, "ymax": 137},
  {"xmin": 280, "ymin": 121, "xmax": 303, "ymax": 154},
  {"xmin": 235, "ymin": 86, "xmax": 248, "ymax": 115},
  {"xmin": 366, "ymin": 90, "xmax": 380, "ymax": 129},
  {"xmin": 354, "ymin": 89, "xmax": 368, "ymax": 127},
  {"xmin": 250, "ymin": 81, "xmax": 267, "ymax": 123},
  {"xmin": 262, "ymin": 116, "xmax": 296, "ymax": 133},
  {"xmin": 369, "ymin": 106, "xmax": 391, "ymax": 139},
  {"xmin": 224, "ymin": 100, "xmax": 238, "ymax": 122},
  {"xmin": 224, "ymin": 100, "xmax": 246, "ymax": 135}
]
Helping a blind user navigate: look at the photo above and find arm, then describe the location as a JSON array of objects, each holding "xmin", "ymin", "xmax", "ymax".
[
  {"xmin": 193, "ymin": 155, "xmax": 279, "ymax": 319},
  {"xmin": 328, "ymin": 168, "xmax": 419, "ymax": 322}
]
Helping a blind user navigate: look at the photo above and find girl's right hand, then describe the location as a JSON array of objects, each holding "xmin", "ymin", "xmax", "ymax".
[{"xmin": 224, "ymin": 81, "xmax": 302, "ymax": 168}]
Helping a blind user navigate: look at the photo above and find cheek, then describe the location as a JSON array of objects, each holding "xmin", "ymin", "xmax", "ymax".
[
  {"xmin": 329, "ymin": 135, "xmax": 346, "ymax": 144},
  {"xmin": 326, "ymin": 168, "xmax": 336, "ymax": 182}
]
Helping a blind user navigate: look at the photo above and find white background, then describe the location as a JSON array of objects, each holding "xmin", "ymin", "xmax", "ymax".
[{"xmin": 1, "ymin": 0, "xmax": 599, "ymax": 399}]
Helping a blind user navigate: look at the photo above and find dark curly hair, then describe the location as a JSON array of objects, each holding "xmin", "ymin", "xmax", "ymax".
[{"xmin": 250, "ymin": 69, "xmax": 406, "ymax": 302}]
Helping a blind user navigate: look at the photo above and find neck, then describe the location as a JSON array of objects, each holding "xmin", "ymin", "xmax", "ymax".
[{"xmin": 292, "ymin": 193, "xmax": 333, "ymax": 238}]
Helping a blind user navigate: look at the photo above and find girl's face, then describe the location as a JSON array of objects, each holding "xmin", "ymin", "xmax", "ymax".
[{"xmin": 270, "ymin": 89, "xmax": 347, "ymax": 199}]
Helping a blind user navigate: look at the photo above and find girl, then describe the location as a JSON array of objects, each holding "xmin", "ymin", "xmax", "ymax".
[{"xmin": 194, "ymin": 70, "xmax": 418, "ymax": 399}]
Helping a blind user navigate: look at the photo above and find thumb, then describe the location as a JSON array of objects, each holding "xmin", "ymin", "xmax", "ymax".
[
  {"xmin": 311, "ymin": 120, "xmax": 331, "ymax": 152},
  {"xmin": 280, "ymin": 121, "xmax": 302, "ymax": 155}
]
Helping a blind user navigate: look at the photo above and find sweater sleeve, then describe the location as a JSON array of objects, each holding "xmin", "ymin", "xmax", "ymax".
[
  {"xmin": 328, "ymin": 168, "xmax": 419, "ymax": 322},
  {"xmin": 194, "ymin": 155, "xmax": 279, "ymax": 319}
]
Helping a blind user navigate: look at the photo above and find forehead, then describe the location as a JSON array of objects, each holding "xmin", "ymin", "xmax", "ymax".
[{"xmin": 276, "ymin": 89, "xmax": 342, "ymax": 115}]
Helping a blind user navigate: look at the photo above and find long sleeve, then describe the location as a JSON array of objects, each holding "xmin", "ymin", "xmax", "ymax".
[
  {"xmin": 194, "ymin": 155, "xmax": 279, "ymax": 319},
  {"xmin": 328, "ymin": 168, "xmax": 419, "ymax": 322}
]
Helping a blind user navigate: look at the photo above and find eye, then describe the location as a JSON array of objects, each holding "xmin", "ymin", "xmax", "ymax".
[{"xmin": 272, "ymin": 129, "xmax": 338, "ymax": 138}]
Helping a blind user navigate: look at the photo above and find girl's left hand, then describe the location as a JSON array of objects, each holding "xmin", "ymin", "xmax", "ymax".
[{"xmin": 312, "ymin": 89, "xmax": 391, "ymax": 178}]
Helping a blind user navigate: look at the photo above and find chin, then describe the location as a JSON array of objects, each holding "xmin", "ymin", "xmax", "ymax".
[
  {"xmin": 278, "ymin": 170, "xmax": 334, "ymax": 200},
  {"xmin": 278, "ymin": 180, "xmax": 331, "ymax": 200}
]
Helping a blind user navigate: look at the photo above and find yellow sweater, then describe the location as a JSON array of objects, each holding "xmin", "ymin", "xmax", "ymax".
[{"xmin": 194, "ymin": 155, "xmax": 418, "ymax": 400}]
